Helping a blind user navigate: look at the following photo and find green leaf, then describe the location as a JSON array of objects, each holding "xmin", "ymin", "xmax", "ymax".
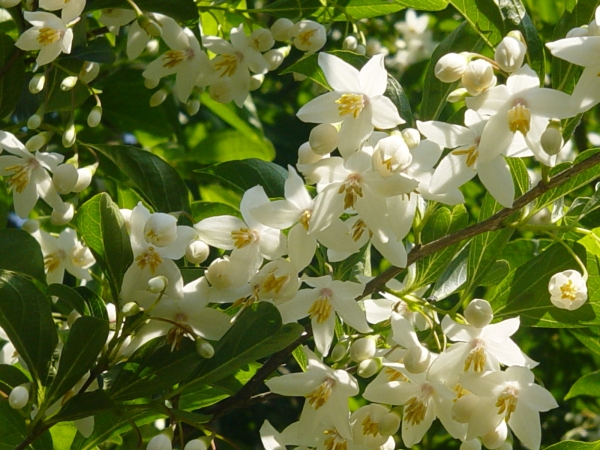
[
  {"xmin": 343, "ymin": 0, "xmax": 407, "ymax": 18},
  {"xmin": 85, "ymin": 0, "xmax": 199, "ymax": 23},
  {"xmin": 0, "ymin": 271, "xmax": 57, "ymax": 385},
  {"xmin": 545, "ymin": 441, "xmax": 600, "ymax": 450},
  {"xmin": 191, "ymin": 201, "xmax": 241, "ymax": 222},
  {"xmin": 52, "ymin": 390, "xmax": 117, "ymax": 423},
  {"xmin": 490, "ymin": 242, "xmax": 600, "ymax": 327},
  {"xmin": 66, "ymin": 37, "xmax": 115, "ymax": 63},
  {"xmin": 258, "ymin": 0, "xmax": 323, "ymax": 19},
  {"xmin": 535, "ymin": 149, "xmax": 600, "ymax": 212},
  {"xmin": 109, "ymin": 337, "xmax": 202, "ymax": 401},
  {"xmin": 44, "ymin": 60, "xmax": 91, "ymax": 112},
  {"xmin": 385, "ymin": 75, "xmax": 413, "ymax": 128},
  {"xmin": 197, "ymin": 159, "xmax": 288, "ymax": 199},
  {"xmin": 506, "ymin": 156, "xmax": 530, "ymax": 197},
  {"xmin": 571, "ymin": 327, "xmax": 600, "ymax": 355},
  {"xmin": 189, "ymin": 303, "xmax": 303, "ymax": 386},
  {"xmin": 0, "ymin": 182, "xmax": 7, "ymax": 230},
  {"xmin": 420, "ymin": 21, "xmax": 484, "ymax": 120},
  {"xmin": 0, "ymin": 229, "xmax": 45, "ymax": 284},
  {"xmin": 193, "ymin": 129, "xmax": 276, "ymax": 163},
  {"xmin": 565, "ymin": 370, "xmax": 600, "ymax": 399},
  {"xmin": 0, "ymin": 365, "xmax": 30, "ymax": 397},
  {"xmin": 178, "ymin": 384, "xmax": 231, "ymax": 410},
  {"xmin": 0, "ymin": 34, "xmax": 25, "ymax": 120},
  {"xmin": 94, "ymin": 144, "xmax": 190, "ymax": 214},
  {"xmin": 477, "ymin": 259, "xmax": 510, "ymax": 286},
  {"xmin": 50, "ymin": 423, "xmax": 78, "ymax": 450},
  {"xmin": 411, "ymin": 204, "xmax": 469, "ymax": 291},
  {"xmin": 74, "ymin": 193, "xmax": 133, "ymax": 301},
  {"xmin": 450, "ymin": 0, "xmax": 505, "ymax": 47},
  {"xmin": 46, "ymin": 317, "xmax": 109, "ymax": 405},
  {"xmin": 0, "ymin": 400, "xmax": 30, "ymax": 449},
  {"xmin": 74, "ymin": 287, "xmax": 109, "ymax": 321},
  {"xmin": 517, "ymin": 8, "xmax": 546, "ymax": 81},
  {"xmin": 431, "ymin": 244, "xmax": 469, "ymax": 300},
  {"xmin": 47, "ymin": 284, "xmax": 89, "ymax": 317}
]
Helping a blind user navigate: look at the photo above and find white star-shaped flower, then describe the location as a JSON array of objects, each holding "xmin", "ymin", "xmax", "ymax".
[{"xmin": 15, "ymin": 12, "xmax": 73, "ymax": 66}]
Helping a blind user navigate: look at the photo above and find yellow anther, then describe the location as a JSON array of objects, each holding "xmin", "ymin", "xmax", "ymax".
[
  {"xmin": 361, "ymin": 415, "xmax": 380, "ymax": 437},
  {"xmin": 299, "ymin": 209, "xmax": 312, "ymax": 231},
  {"xmin": 338, "ymin": 173, "xmax": 363, "ymax": 209},
  {"xmin": 336, "ymin": 93, "xmax": 365, "ymax": 119},
  {"xmin": 508, "ymin": 103, "xmax": 531, "ymax": 135},
  {"xmin": 231, "ymin": 228, "xmax": 259, "ymax": 249},
  {"xmin": 306, "ymin": 378, "xmax": 334, "ymax": 410},
  {"xmin": 44, "ymin": 250, "xmax": 66, "ymax": 273},
  {"xmin": 452, "ymin": 145, "xmax": 479, "ymax": 167},
  {"xmin": 495, "ymin": 387, "xmax": 518, "ymax": 421},
  {"xmin": 324, "ymin": 429, "xmax": 348, "ymax": 450},
  {"xmin": 214, "ymin": 53, "xmax": 240, "ymax": 78},
  {"xmin": 38, "ymin": 27, "xmax": 62, "ymax": 46},
  {"xmin": 135, "ymin": 246, "xmax": 163, "ymax": 273},
  {"xmin": 162, "ymin": 50, "xmax": 187, "ymax": 69},
  {"xmin": 404, "ymin": 396, "xmax": 427, "ymax": 426},
  {"xmin": 560, "ymin": 279, "xmax": 577, "ymax": 301},
  {"xmin": 463, "ymin": 339, "xmax": 486, "ymax": 372},
  {"xmin": 262, "ymin": 273, "xmax": 288, "ymax": 294},
  {"xmin": 5, "ymin": 163, "xmax": 33, "ymax": 193},
  {"xmin": 308, "ymin": 296, "xmax": 333, "ymax": 324}
]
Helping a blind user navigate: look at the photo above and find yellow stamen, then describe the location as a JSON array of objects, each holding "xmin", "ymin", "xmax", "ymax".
[
  {"xmin": 384, "ymin": 367, "xmax": 408, "ymax": 382},
  {"xmin": 404, "ymin": 396, "xmax": 427, "ymax": 426},
  {"xmin": 308, "ymin": 288, "xmax": 333, "ymax": 324},
  {"xmin": 262, "ymin": 272, "xmax": 288, "ymax": 295},
  {"xmin": 335, "ymin": 93, "xmax": 365, "ymax": 119},
  {"xmin": 44, "ymin": 250, "xmax": 66, "ymax": 273},
  {"xmin": 306, "ymin": 378, "xmax": 335, "ymax": 410},
  {"xmin": 361, "ymin": 415, "xmax": 380, "ymax": 437},
  {"xmin": 463, "ymin": 339, "xmax": 486, "ymax": 372},
  {"xmin": 298, "ymin": 28, "xmax": 317, "ymax": 47},
  {"xmin": 508, "ymin": 103, "xmax": 531, "ymax": 135},
  {"xmin": 337, "ymin": 173, "xmax": 363, "ymax": 209},
  {"xmin": 495, "ymin": 386, "xmax": 518, "ymax": 421},
  {"xmin": 5, "ymin": 161, "xmax": 36, "ymax": 194},
  {"xmin": 452, "ymin": 145, "xmax": 479, "ymax": 167},
  {"xmin": 231, "ymin": 228, "xmax": 259, "ymax": 249},
  {"xmin": 214, "ymin": 53, "xmax": 240, "ymax": 78},
  {"xmin": 560, "ymin": 279, "xmax": 577, "ymax": 301},
  {"xmin": 37, "ymin": 27, "xmax": 62, "ymax": 46},
  {"xmin": 162, "ymin": 50, "xmax": 187, "ymax": 69},
  {"xmin": 135, "ymin": 246, "xmax": 163, "ymax": 273},
  {"xmin": 299, "ymin": 209, "xmax": 312, "ymax": 231},
  {"xmin": 453, "ymin": 383, "xmax": 469, "ymax": 401},
  {"xmin": 351, "ymin": 219, "xmax": 368, "ymax": 242}
]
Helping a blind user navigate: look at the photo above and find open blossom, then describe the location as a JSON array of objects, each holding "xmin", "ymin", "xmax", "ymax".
[
  {"xmin": 15, "ymin": 12, "xmax": 73, "ymax": 66},
  {"xmin": 38, "ymin": 0, "xmax": 85, "ymax": 23},
  {"xmin": 548, "ymin": 269, "xmax": 588, "ymax": 310},
  {"xmin": 297, "ymin": 53, "xmax": 404, "ymax": 156}
]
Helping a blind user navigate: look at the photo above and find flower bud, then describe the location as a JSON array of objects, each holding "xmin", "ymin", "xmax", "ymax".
[
  {"xmin": 62, "ymin": 121, "xmax": 76, "ymax": 148},
  {"xmin": 309, "ymin": 123, "xmax": 338, "ymax": 155},
  {"xmin": 481, "ymin": 422, "xmax": 508, "ymax": 449},
  {"xmin": 494, "ymin": 33, "xmax": 527, "ymax": 73},
  {"xmin": 73, "ymin": 164, "xmax": 97, "ymax": 193},
  {"xmin": 22, "ymin": 219, "xmax": 39, "ymax": 233},
  {"xmin": 355, "ymin": 44, "xmax": 366, "ymax": 55},
  {"xmin": 87, "ymin": 106, "xmax": 102, "ymax": 128},
  {"xmin": 138, "ymin": 15, "xmax": 162, "ymax": 37},
  {"xmin": 60, "ymin": 76, "xmax": 79, "ymax": 91},
  {"xmin": 186, "ymin": 240, "xmax": 210, "ymax": 264},
  {"xmin": 144, "ymin": 213, "xmax": 177, "ymax": 247},
  {"xmin": 373, "ymin": 134, "xmax": 412, "ymax": 177},
  {"xmin": 292, "ymin": 20, "xmax": 326, "ymax": 54},
  {"xmin": 53, "ymin": 163, "xmax": 79, "ymax": 194},
  {"xmin": 186, "ymin": 99, "xmax": 201, "ymax": 116},
  {"xmin": 350, "ymin": 336, "xmax": 377, "ymax": 362},
  {"xmin": 357, "ymin": 357, "xmax": 381, "ymax": 378},
  {"xmin": 150, "ymin": 89, "xmax": 168, "ymax": 107},
  {"xmin": 0, "ymin": 0, "xmax": 21, "ymax": 7},
  {"xmin": 147, "ymin": 434, "xmax": 172, "ymax": 450},
  {"xmin": 403, "ymin": 345, "xmax": 431, "ymax": 374},
  {"xmin": 460, "ymin": 439, "xmax": 482, "ymax": 450},
  {"xmin": 541, "ymin": 121, "xmax": 564, "ymax": 156},
  {"xmin": 148, "ymin": 276, "xmax": 168, "ymax": 293},
  {"xmin": 401, "ymin": 127, "xmax": 420, "ymax": 149},
  {"xmin": 435, "ymin": 52, "xmax": 469, "ymax": 82},
  {"xmin": 196, "ymin": 338, "xmax": 215, "ymax": 358},
  {"xmin": 297, "ymin": 141, "xmax": 322, "ymax": 165},
  {"xmin": 79, "ymin": 61, "xmax": 100, "ymax": 84},
  {"xmin": 263, "ymin": 46, "xmax": 290, "ymax": 71},
  {"xmin": 249, "ymin": 74, "xmax": 264, "ymax": 91},
  {"xmin": 184, "ymin": 439, "xmax": 208, "ymax": 450},
  {"xmin": 330, "ymin": 339, "xmax": 349, "ymax": 362},
  {"xmin": 461, "ymin": 59, "xmax": 496, "ymax": 96},
  {"xmin": 343, "ymin": 35, "xmax": 358, "ymax": 51},
  {"xmin": 29, "ymin": 73, "xmax": 46, "ymax": 94},
  {"xmin": 27, "ymin": 113, "xmax": 42, "ymax": 130},
  {"xmin": 452, "ymin": 393, "xmax": 478, "ymax": 423},
  {"xmin": 465, "ymin": 299, "xmax": 494, "ymax": 328},
  {"xmin": 378, "ymin": 412, "xmax": 401, "ymax": 436},
  {"xmin": 145, "ymin": 77, "xmax": 160, "ymax": 89},
  {"xmin": 9, "ymin": 385, "xmax": 29, "ymax": 409},
  {"xmin": 249, "ymin": 28, "xmax": 274, "ymax": 52},
  {"xmin": 271, "ymin": 18, "xmax": 294, "ymax": 42},
  {"xmin": 205, "ymin": 257, "xmax": 233, "ymax": 289},
  {"xmin": 122, "ymin": 302, "xmax": 141, "ymax": 316},
  {"xmin": 566, "ymin": 26, "xmax": 588, "ymax": 38},
  {"xmin": 548, "ymin": 269, "xmax": 588, "ymax": 310},
  {"xmin": 50, "ymin": 203, "xmax": 75, "ymax": 226},
  {"xmin": 25, "ymin": 132, "xmax": 51, "ymax": 152},
  {"xmin": 446, "ymin": 87, "xmax": 469, "ymax": 103}
]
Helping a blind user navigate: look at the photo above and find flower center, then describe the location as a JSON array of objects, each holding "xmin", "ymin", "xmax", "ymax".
[
  {"xmin": 37, "ymin": 27, "xmax": 62, "ymax": 46},
  {"xmin": 298, "ymin": 28, "xmax": 317, "ymax": 46},
  {"xmin": 135, "ymin": 246, "xmax": 163, "ymax": 273},
  {"xmin": 361, "ymin": 415, "xmax": 380, "ymax": 437},
  {"xmin": 464, "ymin": 338, "xmax": 486, "ymax": 372},
  {"xmin": 452, "ymin": 383, "xmax": 469, "ymax": 401},
  {"xmin": 508, "ymin": 102, "xmax": 531, "ymax": 135},
  {"xmin": 306, "ymin": 377, "xmax": 335, "ymax": 410},
  {"xmin": 404, "ymin": 396, "xmax": 428, "ymax": 426},
  {"xmin": 560, "ymin": 279, "xmax": 577, "ymax": 301},
  {"xmin": 70, "ymin": 244, "xmax": 93, "ymax": 268},
  {"xmin": 351, "ymin": 219, "xmax": 368, "ymax": 242},
  {"xmin": 44, "ymin": 249, "xmax": 66, "ymax": 273},
  {"xmin": 262, "ymin": 272, "xmax": 289, "ymax": 295},
  {"xmin": 299, "ymin": 209, "xmax": 312, "ymax": 231},
  {"xmin": 5, "ymin": 159, "xmax": 37, "ymax": 193},
  {"xmin": 452, "ymin": 145, "xmax": 479, "ymax": 167},
  {"xmin": 338, "ymin": 173, "xmax": 363, "ymax": 209},
  {"xmin": 336, "ymin": 93, "xmax": 365, "ymax": 119},
  {"xmin": 323, "ymin": 429, "xmax": 347, "ymax": 450},
  {"xmin": 231, "ymin": 228, "xmax": 259, "ymax": 249},
  {"xmin": 162, "ymin": 50, "xmax": 188, "ymax": 69},
  {"xmin": 214, "ymin": 53, "xmax": 241, "ymax": 78},
  {"xmin": 384, "ymin": 367, "xmax": 409, "ymax": 382},
  {"xmin": 308, "ymin": 288, "xmax": 333, "ymax": 324},
  {"xmin": 496, "ymin": 386, "xmax": 518, "ymax": 421}
]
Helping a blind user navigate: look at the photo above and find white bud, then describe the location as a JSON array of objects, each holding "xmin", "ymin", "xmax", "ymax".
[
  {"xmin": 350, "ymin": 336, "xmax": 377, "ymax": 362},
  {"xmin": 403, "ymin": 345, "xmax": 431, "ymax": 374},
  {"xmin": 249, "ymin": 28, "xmax": 274, "ymax": 52},
  {"xmin": 356, "ymin": 44, "xmax": 366, "ymax": 55},
  {"xmin": 144, "ymin": 213, "xmax": 177, "ymax": 247},
  {"xmin": 205, "ymin": 257, "xmax": 233, "ymax": 289},
  {"xmin": 461, "ymin": 439, "xmax": 482, "ymax": 450},
  {"xmin": 9, "ymin": 385, "xmax": 29, "ymax": 409},
  {"xmin": 62, "ymin": 122, "xmax": 76, "ymax": 148},
  {"xmin": 330, "ymin": 340, "xmax": 349, "ymax": 362},
  {"xmin": 145, "ymin": 77, "xmax": 160, "ymax": 89},
  {"xmin": 186, "ymin": 99, "xmax": 201, "ymax": 116},
  {"xmin": 27, "ymin": 114, "xmax": 42, "ymax": 130},
  {"xmin": 53, "ymin": 164, "xmax": 79, "ymax": 194},
  {"xmin": 452, "ymin": 394, "xmax": 479, "ymax": 423},
  {"xmin": 196, "ymin": 338, "xmax": 215, "ymax": 358},
  {"xmin": 50, "ymin": 203, "xmax": 75, "ymax": 226},
  {"xmin": 292, "ymin": 20, "xmax": 326, "ymax": 54},
  {"xmin": 541, "ymin": 122, "xmax": 564, "ymax": 156},
  {"xmin": 146, "ymin": 38, "xmax": 160, "ymax": 54},
  {"xmin": 263, "ymin": 46, "xmax": 290, "ymax": 71},
  {"xmin": 271, "ymin": 18, "xmax": 295, "ymax": 42},
  {"xmin": 138, "ymin": 15, "xmax": 162, "ymax": 37},
  {"xmin": 435, "ymin": 52, "xmax": 469, "ymax": 83},
  {"xmin": 150, "ymin": 89, "xmax": 168, "ymax": 107},
  {"xmin": 122, "ymin": 302, "xmax": 141, "ymax": 316},
  {"xmin": 184, "ymin": 439, "xmax": 208, "ymax": 450},
  {"xmin": 447, "ymin": 87, "xmax": 469, "ymax": 103},
  {"xmin": 22, "ymin": 219, "xmax": 39, "ymax": 233},
  {"xmin": 401, "ymin": 128, "xmax": 420, "ymax": 149},
  {"xmin": 29, "ymin": 73, "xmax": 45, "ymax": 94},
  {"xmin": 373, "ymin": 134, "xmax": 412, "ymax": 177},
  {"xmin": 186, "ymin": 240, "xmax": 210, "ymax": 264},
  {"xmin": 87, "ymin": 106, "xmax": 102, "ymax": 128},
  {"xmin": 60, "ymin": 76, "xmax": 79, "ymax": 91},
  {"xmin": 342, "ymin": 35, "xmax": 358, "ymax": 51},
  {"xmin": 148, "ymin": 276, "xmax": 168, "ymax": 293},
  {"xmin": 465, "ymin": 299, "xmax": 494, "ymax": 328},
  {"xmin": 566, "ymin": 26, "xmax": 589, "ymax": 38},
  {"xmin": 495, "ymin": 34, "xmax": 527, "ymax": 73},
  {"xmin": 481, "ymin": 422, "xmax": 508, "ymax": 449},
  {"xmin": 309, "ymin": 123, "xmax": 338, "ymax": 155},
  {"xmin": 297, "ymin": 141, "xmax": 322, "ymax": 165},
  {"xmin": 357, "ymin": 358, "xmax": 381, "ymax": 378},
  {"xmin": 0, "ymin": 0, "xmax": 21, "ymax": 7},
  {"xmin": 147, "ymin": 434, "xmax": 172, "ymax": 450},
  {"xmin": 73, "ymin": 165, "xmax": 97, "ymax": 193},
  {"xmin": 79, "ymin": 61, "xmax": 100, "ymax": 84},
  {"xmin": 461, "ymin": 59, "xmax": 496, "ymax": 96},
  {"xmin": 25, "ymin": 132, "xmax": 50, "ymax": 152},
  {"xmin": 378, "ymin": 412, "xmax": 401, "ymax": 436},
  {"xmin": 249, "ymin": 74, "xmax": 264, "ymax": 91}
]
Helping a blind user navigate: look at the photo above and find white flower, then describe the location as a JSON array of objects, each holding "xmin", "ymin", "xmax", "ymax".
[
  {"xmin": 38, "ymin": 0, "xmax": 85, "ymax": 23},
  {"xmin": 98, "ymin": 8, "xmax": 136, "ymax": 35},
  {"xmin": 15, "ymin": 12, "xmax": 73, "ymax": 66},
  {"xmin": 548, "ymin": 269, "xmax": 588, "ymax": 310},
  {"xmin": 297, "ymin": 53, "xmax": 404, "ymax": 156},
  {"xmin": 291, "ymin": 20, "xmax": 326, "ymax": 54}
]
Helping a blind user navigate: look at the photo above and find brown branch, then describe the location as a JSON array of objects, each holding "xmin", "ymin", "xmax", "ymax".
[{"xmin": 363, "ymin": 151, "xmax": 600, "ymax": 298}]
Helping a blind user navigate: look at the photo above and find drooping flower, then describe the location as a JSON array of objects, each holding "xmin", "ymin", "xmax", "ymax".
[
  {"xmin": 548, "ymin": 269, "xmax": 588, "ymax": 310},
  {"xmin": 15, "ymin": 12, "xmax": 73, "ymax": 66},
  {"xmin": 38, "ymin": 0, "xmax": 85, "ymax": 23}
]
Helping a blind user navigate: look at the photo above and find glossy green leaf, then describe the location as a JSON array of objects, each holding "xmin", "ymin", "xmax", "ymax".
[
  {"xmin": 571, "ymin": 327, "xmax": 600, "ymax": 355},
  {"xmin": 258, "ymin": 0, "xmax": 323, "ymax": 19},
  {"xmin": 0, "ymin": 364, "xmax": 30, "ymax": 397},
  {"xmin": 0, "ymin": 34, "xmax": 24, "ymax": 120},
  {"xmin": 94, "ymin": 144, "xmax": 190, "ymax": 214},
  {"xmin": 109, "ymin": 337, "xmax": 202, "ymax": 401},
  {"xmin": 178, "ymin": 384, "xmax": 231, "ymax": 410},
  {"xmin": 66, "ymin": 37, "xmax": 115, "ymax": 63},
  {"xmin": 75, "ymin": 287, "xmax": 109, "ymax": 321},
  {"xmin": 47, "ymin": 284, "xmax": 89, "ymax": 317},
  {"xmin": 196, "ymin": 129, "xmax": 276, "ymax": 163},
  {"xmin": 565, "ymin": 370, "xmax": 600, "ymax": 399},
  {"xmin": 0, "ymin": 182, "xmax": 7, "ymax": 230},
  {"xmin": 517, "ymin": 8, "xmax": 546, "ymax": 81},
  {"xmin": 432, "ymin": 244, "xmax": 469, "ymax": 300},
  {"xmin": 0, "ymin": 400, "xmax": 30, "ymax": 449},
  {"xmin": 191, "ymin": 201, "xmax": 241, "ymax": 222},
  {"xmin": 477, "ymin": 259, "xmax": 510, "ymax": 286},
  {"xmin": 84, "ymin": 0, "xmax": 199, "ymax": 23},
  {"xmin": 506, "ymin": 154, "xmax": 531, "ymax": 197},
  {"xmin": 450, "ymin": 0, "xmax": 505, "ymax": 47},
  {"xmin": 188, "ymin": 303, "xmax": 303, "ymax": 386},
  {"xmin": 411, "ymin": 204, "xmax": 469, "ymax": 291},
  {"xmin": 44, "ymin": 60, "xmax": 91, "ymax": 112},
  {"xmin": 386, "ymin": 75, "xmax": 413, "ymax": 128},
  {"xmin": 420, "ymin": 21, "xmax": 484, "ymax": 120},
  {"xmin": 344, "ymin": 0, "xmax": 407, "ymax": 18},
  {"xmin": 74, "ymin": 193, "xmax": 133, "ymax": 301},
  {"xmin": 0, "ymin": 271, "xmax": 57, "ymax": 385},
  {"xmin": 197, "ymin": 159, "xmax": 288, "ymax": 199},
  {"xmin": 50, "ymin": 423, "xmax": 78, "ymax": 450},
  {"xmin": 0, "ymin": 229, "xmax": 45, "ymax": 284},
  {"xmin": 51, "ymin": 390, "xmax": 117, "ymax": 423},
  {"xmin": 545, "ymin": 441, "xmax": 600, "ymax": 450},
  {"xmin": 46, "ymin": 316, "xmax": 109, "ymax": 405}
]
